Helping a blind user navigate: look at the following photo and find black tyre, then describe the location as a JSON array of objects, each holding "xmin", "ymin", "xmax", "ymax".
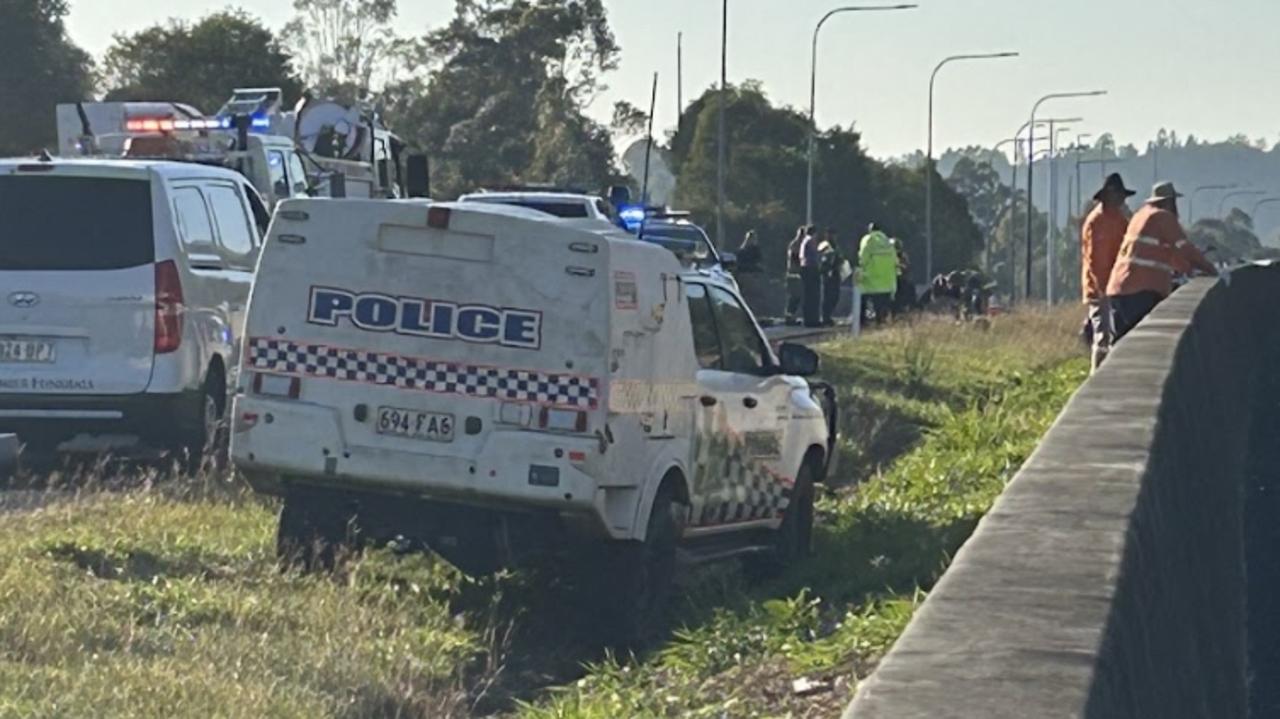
[
  {"xmin": 276, "ymin": 494, "xmax": 360, "ymax": 573},
  {"xmin": 176, "ymin": 378, "xmax": 225, "ymax": 473},
  {"xmin": 747, "ymin": 462, "xmax": 816, "ymax": 578},
  {"xmin": 598, "ymin": 487, "xmax": 683, "ymax": 646}
]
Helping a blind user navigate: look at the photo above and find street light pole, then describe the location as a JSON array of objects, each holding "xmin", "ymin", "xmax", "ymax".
[
  {"xmin": 806, "ymin": 4, "xmax": 918, "ymax": 226},
  {"xmin": 1252, "ymin": 197, "xmax": 1280, "ymax": 218},
  {"xmin": 1046, "ymin": 124, "xmax": 1074, "ymax": 305},
  {"xmin": 716, "ymin": 0, "xmax": 727, "ymax": 249},
  {"xmin": 1026, "ymin": 91, "xmax": 1106, "ymax": 302},
  {"xmin": 1188, "ymin": 184, "xmax": 1236, "ymax": 224},
  {"xmin": 924, "ymin": 51, "xmax": 1017, "ymax": 283},
  {"xmin": 1220, "ymin": 189, "xmax": 1266, "ymax": 218}
]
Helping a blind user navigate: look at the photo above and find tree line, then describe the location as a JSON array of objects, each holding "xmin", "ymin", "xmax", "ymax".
[{"xmin": 1, "ymin": 0, "xmax": 985, "ymax": 282}]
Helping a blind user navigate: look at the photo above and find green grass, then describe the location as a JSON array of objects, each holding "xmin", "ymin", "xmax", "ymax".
[{"xmin": 0, "ymin": 309, "xmax": 1086, "ymax": 718}]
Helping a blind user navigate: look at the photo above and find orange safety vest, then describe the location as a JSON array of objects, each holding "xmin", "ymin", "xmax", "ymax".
[
  {"xmin": 1106, "ymin": 204, "xmax": 1213, "ymax": 299},
  {"xmin": 1080, "ymin": 203, "xmax": 1128, "ymax": 302}
]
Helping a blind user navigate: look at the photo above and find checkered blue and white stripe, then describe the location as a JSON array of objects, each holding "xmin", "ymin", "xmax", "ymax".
[
  {"xmin": 247, "ymin": 337, "xmax": 599, "ymax": 410},
  {"xmin": 699, "ymin": 457, "xmax": 793, "ymax": 525}
]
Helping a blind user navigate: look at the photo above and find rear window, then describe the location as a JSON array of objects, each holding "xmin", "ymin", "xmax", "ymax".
[
  {"xmin": 468, "ymin": 198, "xmax": 590, "ymax": 218},
  {"xmin": 0, "ymin": 175, "xmax": 154, "ymax": 270}
]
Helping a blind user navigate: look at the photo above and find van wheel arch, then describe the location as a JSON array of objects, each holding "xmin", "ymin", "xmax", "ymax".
[{"xmin": 634, "ymin": 466, "xmax": 690, "ymax": 542}]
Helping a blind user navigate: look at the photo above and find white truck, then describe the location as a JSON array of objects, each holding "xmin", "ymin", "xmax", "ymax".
[
  {"xmin": 230, "ymin": 199, "xmax": 836, "ymax": 638},
  {"xmin": 56, "ymin": 88, "xmax": 429, "ymax": 209}
]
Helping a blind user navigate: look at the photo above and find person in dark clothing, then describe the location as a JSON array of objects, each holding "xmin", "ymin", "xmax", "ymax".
[
  {"xmin": 819, "ymin": 229, "xmax": 846, "ymax": 326},
  {"xmin": 784, "ymin": 227, "xmax": 805, "ymax": 325},
  {"xmin": 798, "ymin": 225, "xmax": 823, "ymax": 327},
  {"xmin": 736, "ymin": 230, "xmax": 763, "ymax": 273}
]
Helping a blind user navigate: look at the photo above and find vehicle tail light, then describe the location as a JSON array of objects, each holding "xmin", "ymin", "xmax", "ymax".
[
  {"xmin": 154, "ymin": 260, "xmax": 185, "ymax": 354},
  {"xmin": 253, "ymin": 373, "xmax": 300, "ymax": 399},
  {"xmin": 427, "ymin": 206, "xmax": 451, "ymax": 230},
  {"xmin": 539, "ymin": 407, "xmax": 587, "ymax": 433},
  {"xmin": 234, "ymin": 411, "xmax": 260, "ymax": 433}
]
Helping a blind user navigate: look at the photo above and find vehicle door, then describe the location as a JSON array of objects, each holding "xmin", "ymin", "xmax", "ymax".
[
  {"xmin": 170, "ymin": 183, "xmax": 238, "ymax": 378},
  {"xmin": 0, "ymin": 170, "xmax": 156, "ymax": 395},
  {"xmin": 686, "ymin": 282, "xmax": 794, "ymax": 527},
  {"xmin": 203, "ymin": 180, "xmax": 262, "ymax": 384}
]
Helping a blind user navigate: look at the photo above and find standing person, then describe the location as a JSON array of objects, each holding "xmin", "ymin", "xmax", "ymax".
[
  {"xmin": 856, "ymin": 223, "xmax": 898, "ymax": 328},
  {"xmin": 784, "ymin": 227, "xmax": 805, "ymax": 325},
  {"xmin": 1081, "ymin": 173, "xmax": 1136, "ymax": 371},
  {"xmin": 799, "ymin": 225, "xmax": 823, "ymax": 327},
  {"xmin": 1107, "ymin": 182, "xmax": 1217, "ymax": 341},
  {"xmin": 819, "ymin": 229, "xmax": 845, "ymax": 326},
  {"xmin": 737, "ymin": 230, "xmax": 763, "ymax": 273},
  {"xmin": 891, "ymin": 238, "xmax": 916, "ymax": 314}
]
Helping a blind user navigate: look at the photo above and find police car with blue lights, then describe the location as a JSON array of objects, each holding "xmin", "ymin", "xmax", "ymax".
[
  {"xmin": 618, "ymin": 206, "xmax": 739, "ymax": 290},
  {"xmin": 231, "ymin": 198, "xmax": 837, "ymax": 640}
]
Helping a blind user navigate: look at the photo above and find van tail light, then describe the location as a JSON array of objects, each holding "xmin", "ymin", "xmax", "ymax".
[
  {"xmin": 253, "ymin": 373, "xmax": 301, "ymax": 399},
  {"xmin": 427, "ymin": 206, "xmax": 451, "ymax": 229},
  {"xmin": 154, "ymin": 260, "xmax": 185, "ymax": 354},
  {"xmin": 539, "ymin": 407, "xmax": 588, "ymax": 433}
]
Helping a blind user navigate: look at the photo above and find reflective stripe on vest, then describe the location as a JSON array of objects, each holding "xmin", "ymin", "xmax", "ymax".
[
  {"xmin": 1130, "ymin": 256, "xmax": 1175, "ymax": 274},
  {"xmin": 1133, "ymin": 235, "xmax": 1163, "ymax": 247}
]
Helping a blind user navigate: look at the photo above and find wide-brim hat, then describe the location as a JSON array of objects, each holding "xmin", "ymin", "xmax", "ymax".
[
  {"xmin": 1145, "ymin": 181, "xmax": 1184, "ymax": 205},
  {"xmin": 1093, "ymin": 172, "xmax": 1137, "ymax": 201}
]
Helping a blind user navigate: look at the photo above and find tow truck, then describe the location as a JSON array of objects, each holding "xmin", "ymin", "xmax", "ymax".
[{"xmin": 55, "ymin": 87, "xmax": 429, "ymax": 208}]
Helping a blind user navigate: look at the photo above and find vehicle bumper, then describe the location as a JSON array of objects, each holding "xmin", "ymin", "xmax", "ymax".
[
  {"xmin": 0, "ymin": 391, "xmax": 203, "ymax": 448},
  {"xmin": 232, "ymin": 396, "xmax": 611, "ymax": 531}
]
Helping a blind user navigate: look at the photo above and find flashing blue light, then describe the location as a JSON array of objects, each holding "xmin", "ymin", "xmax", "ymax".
[
  {"xmin": 619, "ymin": 206, "xmax": 646, "ymax": 232},
  {"xmin": 215, "ymin": 113, "xmax": 272, "ymax": 133}
]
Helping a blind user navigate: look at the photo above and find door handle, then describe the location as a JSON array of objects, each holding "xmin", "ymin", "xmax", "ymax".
[
  {"xmin": 743, "ymin": 397, "xmax": 759, "ymax": 409},
  {"xmin": 700, "ymin": 396, "xmax": 718, "ymax": 407}
]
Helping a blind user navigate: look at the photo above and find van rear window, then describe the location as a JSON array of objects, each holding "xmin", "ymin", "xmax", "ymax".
[
  {"xmin": 0, "ymin": 175, "xmax": 155, "ymax": 270},
  {"xmin": 471, "ymin": 199, "xmax": 590, "ymax": 218}
]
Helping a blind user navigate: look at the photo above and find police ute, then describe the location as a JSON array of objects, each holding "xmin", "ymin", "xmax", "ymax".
[{"xmin": 231, "ymin": 199, "xmax": 837, "ymax": 639}]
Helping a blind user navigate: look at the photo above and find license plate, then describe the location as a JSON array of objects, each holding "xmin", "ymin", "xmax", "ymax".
[
  {"xmin": 375, "ymin": 407, "xmax": 455, "ymax": 443},
  {"xmin": 0, "ymin": 339, "xmax": 55, "ymax": 364}
]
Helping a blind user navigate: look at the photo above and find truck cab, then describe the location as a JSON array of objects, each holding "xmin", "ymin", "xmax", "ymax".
[{"xmin": 231, "ymin": 199, "xmax": 836, "ymax": 640}]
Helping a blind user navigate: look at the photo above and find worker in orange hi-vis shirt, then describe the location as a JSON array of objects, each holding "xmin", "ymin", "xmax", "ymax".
[
  {"xmin": 1107, "ymin": 182, "xmax": 1218, "ymax": 342},
  {"xmin": 1080, "ymin": 173, "xmax": 1135, "ymax": 371}
]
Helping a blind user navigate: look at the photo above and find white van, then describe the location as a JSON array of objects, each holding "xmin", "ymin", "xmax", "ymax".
[
  {"xmin": 0, "ymin": 158, "xmax": 267, "ymax": 464},
  {"xmin": 232, "ymin": 199, "xmax": 834, "ymax": 637}
]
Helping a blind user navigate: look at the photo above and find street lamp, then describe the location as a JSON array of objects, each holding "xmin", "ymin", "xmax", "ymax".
[
  {"xmin": 806, "ymin": 3, "xmax": 918, "ymax": 225},
  {"xmin": 1025, "ymin": 91, "xmax": 1107, "ymax": 303},
  {"xmin": 716, "ymin": 0, "xmax": 727, "ymax": 248},
  {"xmin": 924, "ymin": 50, "xmax": 1018, "ymax": 282},
  {"xmin": 1219, "ymin": 189, "xmax": 1265, "ymax": 218},
  {"xmin": 1253, "ymin": 197, "xmax": 1280, "ymax": 218},
  {"xmin": 1188, "ymin": 184, "xmax": 1237, "ymax": 224}
]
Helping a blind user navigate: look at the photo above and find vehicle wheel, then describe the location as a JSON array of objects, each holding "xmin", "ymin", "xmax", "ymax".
[
  {"xmin": 746, "ymin": 462, "xmax": 816, "ymax": 579},
  {"xmin": 177, "ymin": 378, "xmax": 225, "ymax": 474},
  {"xmin": 276, "ymin": 494, "xmax": 360, "ymax": 573},
  {"xmin": 598, "ymin": 487, "xmax": 683, "ymax": 646}
]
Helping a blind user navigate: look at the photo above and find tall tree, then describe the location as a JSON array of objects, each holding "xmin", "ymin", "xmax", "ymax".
[
  {"xmin": 947, "ymin": 157, "xmax": 1013, "ymax": 241},
  {"xmin": 284, "ymin": 0, "xmax": 398, "ymax": 100},
  {"xmin": 0, "ymin": 0, "xmax": 94, "ymax": 155},
  {"xmin": 384, "ymin": 0, "xmax": 622, "ymax": 197},
  {"xmin": 103, "ymin": 10, "xmax": 303, "ymax": 114},
  {"xmin": 670, "ymin": 83, "xmax": 982, "ymax": 282}
]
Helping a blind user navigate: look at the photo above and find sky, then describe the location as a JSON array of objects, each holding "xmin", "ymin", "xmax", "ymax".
[{"xmin": 64, "ymin": 0, "xmax": 1280, "ymax": 161}]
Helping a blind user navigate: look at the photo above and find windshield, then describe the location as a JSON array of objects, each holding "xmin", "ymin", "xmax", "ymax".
[
  {"xmin": 466, "ymin": 198, "xmax": 590, "ymax": 218},
  {"xmin": 0, "ymin": 175, "xmax": 155, "ymax": 270},
  {"xmin": 641, "ymin": 223, "xmax": 715, "ymax": 265}
]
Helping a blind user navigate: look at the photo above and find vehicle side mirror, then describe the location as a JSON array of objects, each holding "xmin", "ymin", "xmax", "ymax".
[
  {"xmin": 720, "ymin": 251, "xmax": 738, "ymax": 272},
  {"xmin": 406, "ymin": 154, "xmax": 430, "ymax": 198},
  {"xmin": 778, "ymin": 342, "xmax": 820, "ymax": 377}
]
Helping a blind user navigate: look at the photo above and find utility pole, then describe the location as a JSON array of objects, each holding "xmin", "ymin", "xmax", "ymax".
[
  {"xmin": 716, "ymin": 0, "xmax": 727, "ymax": 249},
  {"xmin": 676, "ymin": 32, "xmax": 683, "ymax": 124}
]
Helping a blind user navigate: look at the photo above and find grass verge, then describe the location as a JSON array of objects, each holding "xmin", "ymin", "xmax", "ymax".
[{"xmin": 0, "ymin": 309, "xmax": 1085, "ymax": 718}]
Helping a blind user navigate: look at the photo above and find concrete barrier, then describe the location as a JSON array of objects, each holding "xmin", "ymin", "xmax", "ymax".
[
  {"xmin": 845, "ymin": 265, "xmax": 1280, "ymax": 719},
  {"xmin": 0, "ymin": 434, "xmax": 17, "ymax": 482}
]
